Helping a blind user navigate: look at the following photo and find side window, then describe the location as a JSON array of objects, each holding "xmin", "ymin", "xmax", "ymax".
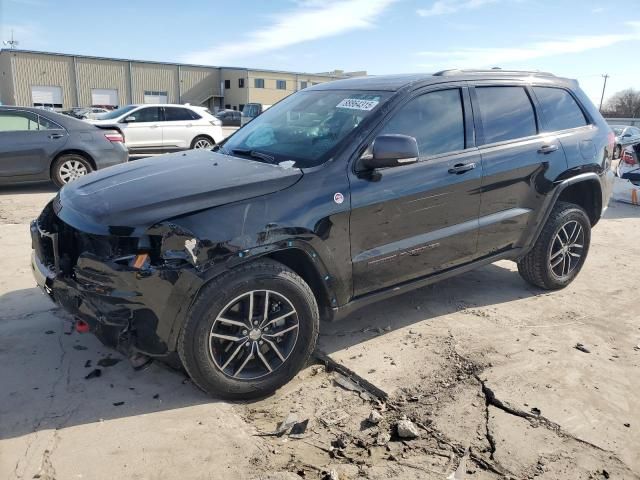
[
  {"xmin": 129, "ymin": 107, "xmax": 161, "ymax": 123},
  {"xmin": 378, "ymin": 89, "xmax": 465, "ymax": 157},
  {"xmin": 0, "ymin": 111, "xmax": 41, "ymax": 131},
  {"xmin": 37, "ymin": 115, "xmax": 64, "ymax": 130},
  {"xmin": 475, "ymin": 86, "xmax": 537, "ymax": 144},
  {"xmin": 164, "ymin": 107, "xmax": 199, "ymax": 121},
  {"xmin": 533, "ymin": 87, "xmax": 588, "ymax": 132}
]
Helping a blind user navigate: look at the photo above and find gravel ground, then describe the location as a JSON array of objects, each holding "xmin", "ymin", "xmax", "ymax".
[{"xmin": 1, "ymin": 183, "xmax": 638, "ymax": 479}]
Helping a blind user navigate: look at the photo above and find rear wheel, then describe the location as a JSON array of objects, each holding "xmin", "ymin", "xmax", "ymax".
[
  {"xmin": 517, "ymin": 201, "xmax": 591, "ymax": 290},
  {"xmin": 51, "ymin": 154, "xmax": 93, "ymax": 188},
  {"xmin": 178, "ymin": 259, "xmax": 319, "ymax": 399},
  {"xmin": 191, "ymin": 135, "xmax": 214, "ymax": 150}
]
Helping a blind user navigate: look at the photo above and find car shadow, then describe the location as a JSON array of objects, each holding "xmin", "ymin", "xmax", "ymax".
[
  {"xmin": 318, "ymin": 262, "xmax": 539, "ymax": 354},
  {"xmin": 0, "ymin": 182, "xmax": 58, "ymax": 195},
  {"xmin": 0, "ymin": 262, "xmax": 538, "ymax": 441}
]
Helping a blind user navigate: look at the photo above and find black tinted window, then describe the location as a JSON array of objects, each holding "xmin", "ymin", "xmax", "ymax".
[
  {"xmin": 379, "ymin": 89, "xmax": 465, "ymax": 156},
  {"xmin": 475, "ymin": 86, "xmax": 537, "ymax": 143},
  {"xmin": 533, "ymin": 87, "xmax": 587, "ymax": 131},
  {"xmin": 130, "ymin": 107, "xmax": 161, "ymax": 122},
  {"xmin": 164, "ymin": 107, "xmax": 199, "ymax": 121}
]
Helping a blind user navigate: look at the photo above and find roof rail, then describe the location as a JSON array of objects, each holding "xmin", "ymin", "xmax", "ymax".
[{"xmin": 433, "ymin": 68, "xmax": 556, "ymax": 77}]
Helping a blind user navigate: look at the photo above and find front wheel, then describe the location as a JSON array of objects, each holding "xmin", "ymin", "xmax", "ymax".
[
  {"xmin": 191, "ymin": 135, "xmax": 214, "ymax": 150},
  {"xmin": 517, "ymin": 201, "xmax": 591, "ymax": 290},
  {"xmin": 51, "ymin": 154, "xmax": 93, "ymax": 188},
  {"xmin": 178, "ymin": 260, "xmax": 319, "ymax": 399}
]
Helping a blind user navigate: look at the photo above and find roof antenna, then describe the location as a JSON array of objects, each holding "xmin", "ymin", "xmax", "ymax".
[{"xmin": 3, "ymin": 29, "xmax": 19, "ymax": 49}]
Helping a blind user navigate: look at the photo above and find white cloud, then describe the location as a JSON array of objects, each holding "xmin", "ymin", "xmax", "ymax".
[
  {"xmin": 182, "ymin": 0, "xmax": 397, "ymax": 65},
  {"xmin": 416, "ymin": 22, "xmax": 640, "ymax": 68},
  {"xmin": 417, "ymin": 0, "xmax": 499, "ymax": 17}
]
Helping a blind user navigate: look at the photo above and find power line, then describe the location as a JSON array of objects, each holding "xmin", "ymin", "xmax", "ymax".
[{"xmin": 599, "ymin": 74, "xmax": 609, "ymax": 111}]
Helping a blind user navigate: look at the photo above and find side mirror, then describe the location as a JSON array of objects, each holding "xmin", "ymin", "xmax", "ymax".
[
  {"xmin": 362, "ymin": 134, "xmax": 419, "ymax": 170},
  {"xmin": 123, "ymin": 116, "xmax": 136, "ymax": 123}
]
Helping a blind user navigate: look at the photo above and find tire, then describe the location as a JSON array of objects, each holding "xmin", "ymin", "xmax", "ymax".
[
  {"xmin": 51, "ymin": 153, "xmax": 93, "ymax": 188},
  {"xmin": 614, "ymin": 144, "xmax": 621, "ymax": 160},
  {"xmin": 517, "ymin": 201, "xmax": 591, "ymax": 290},
  {"xmin": 191, "ymin": 135, "xmax": 214, "ymax": 150},
  {"xmin": 178, "ymin": 259, "xmax": 319, "ymax": 399}
]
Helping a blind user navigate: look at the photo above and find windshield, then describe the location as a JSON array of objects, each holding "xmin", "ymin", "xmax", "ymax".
[
  {"xmin": 225, "ymin": 90, "xmax": 391, "ymax": 168},
  {"xmin": 98, "ymin": 105, "xmax": 137, "ymax": 120}
]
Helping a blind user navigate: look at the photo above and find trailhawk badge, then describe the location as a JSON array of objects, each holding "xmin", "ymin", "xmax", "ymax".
[{"xmin": 333, "ymin": 192, "xmax": 344, "ymax": 204}]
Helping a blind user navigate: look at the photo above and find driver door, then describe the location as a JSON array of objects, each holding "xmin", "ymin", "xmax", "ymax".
[
  {"xmin": 349, "ymin": 87, "xmax": 482, "ymax": 296},
  {"xmin": 121, "ymin": 106, "xmax": 163, "ymax": 150}
]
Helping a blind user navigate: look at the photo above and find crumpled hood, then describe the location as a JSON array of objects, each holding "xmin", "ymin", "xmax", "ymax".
[{"xmin": 57, "ymin": 150, "xmax": 302, "ymax": 234}]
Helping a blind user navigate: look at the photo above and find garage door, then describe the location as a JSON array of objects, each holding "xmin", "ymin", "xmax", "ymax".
[
  {"xmin": 143, "ymin": 90, "xmax": 168, "ymax": 104},
  {"xmin": 31, "ymin": 86, "xmax": 63, "ymax": 108},
  {"xmin": 91, "ymin": 88, "xmax": 119, "ymax": 107}
]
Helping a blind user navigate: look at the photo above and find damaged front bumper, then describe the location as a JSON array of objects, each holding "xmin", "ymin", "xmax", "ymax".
[{"xmin": 30, "ymin": 205, "xmax": 202, "ymax": 357}]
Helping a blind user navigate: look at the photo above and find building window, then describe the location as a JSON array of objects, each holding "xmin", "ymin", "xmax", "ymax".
[
  {"xmin": 224, "ymin": 79, "xmax": 231, "ymax": 89},
  {"xmin": 276, "ymin": 80, "xmax": 286, "ymax": 90},
  {"xmin": 232, "ymin": 106, "xmax": 237, "ymax": 111},
  {"xmin": 300, "ymin": 81, "xmax": 308, "ymax": 89},
  {"xmin": 238, "ymin": 78, "xmax": 245, "ymax": 88},
  {"xmin": 143, "ymin": 91, "xmax": 168, "ymax": 104},
  {"xmin": 239, "ymin": 104, "xmax": 245, "ymax": 112},
  {"xmin": 254, "ymin": 78, "xmax": 265, "ymax": 88},
  {"xmin": 225, "ymin": 104, "xmax": 231, "ymax": 109}
]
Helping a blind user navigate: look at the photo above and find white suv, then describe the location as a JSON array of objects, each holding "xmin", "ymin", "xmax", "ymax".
[{"xmin": 88, "ymin": 104, "xmax": 224, "ymax": 154}]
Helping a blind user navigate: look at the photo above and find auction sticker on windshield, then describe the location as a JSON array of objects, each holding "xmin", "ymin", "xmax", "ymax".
[{"xmin": 336, "ymin": 98, "xmax": 379, "ymax": 111}]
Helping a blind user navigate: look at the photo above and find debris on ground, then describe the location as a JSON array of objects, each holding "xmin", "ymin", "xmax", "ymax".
[
  {"xmin": 367, "ymin": 410, "xmax": 383, "ymax": 425},
  {"xmin": 396, "ymin": 417, "xmax": 420, "ymax": 439},
  {"xmin": 84, "ymin": 360, "xmax": 91, "ymax": 368},
  {"xmin": 113, "ymin": 401, "xmax": 125, "ymax": 406},
  {"xmin": 321, "ymin": 469, "xmax": 339, "ymax": 480},
  {"xmin": 574, "ymin": 343, "xmax": 591, "ymax": 353},
  {"xmin": 97, "ymin": 357, "xmax": 122, "ymax": 367},
  {"xmin": 73, "ymin": 345, "xmax": 88, "ymax": 350},
  {"xmin": 333, "ymin": 374, "xmax": 363, "ymax": 393},
  {"xmin": 84, "ymin": 368, "xmax": 102, "ymax": 379},
  {"xmin": 44, "ymin": 330, "xmax": 55, "ymax": 334},
  {"xmin": 153, "ymin": 393, "xmax": 160, "ymax": 399}
]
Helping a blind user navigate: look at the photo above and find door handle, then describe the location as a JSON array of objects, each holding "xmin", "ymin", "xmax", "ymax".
[
  {"xmin": 538, "ymin": 144, "xmax": 559, "ymax": 154},
  {"xmin": 448, "ymin": 162, "xmax": 476, "ymax": 174},
  {"xmin": 48, "ymin": 133, "xmax": 65, "ymax": 139},
  {"xmin": 150, "ymin": 124, "xmax": 159, "ymax": 129},
  {"xmin": 186, "ymin": 123, "xmax": 193, "ymax": 128}
]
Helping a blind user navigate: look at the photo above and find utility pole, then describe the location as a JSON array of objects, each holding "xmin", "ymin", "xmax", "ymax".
[
  {"xmin": 2, "ymin": 29, "xmax": 19, "ymax": 49},
  {"xmin": 599, "ymin": 74, "xmax": 609, "ymax": 112}
]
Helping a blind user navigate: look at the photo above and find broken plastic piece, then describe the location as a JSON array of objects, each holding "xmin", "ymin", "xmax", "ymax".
[{"xmin": 75, "ymin": 320, "xmax": 90, "ymax": 333}]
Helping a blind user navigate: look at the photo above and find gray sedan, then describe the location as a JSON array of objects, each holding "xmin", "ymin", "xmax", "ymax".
[{"xmin": 0, "ymin": 106, "xmax": 128, "ymax": 188}]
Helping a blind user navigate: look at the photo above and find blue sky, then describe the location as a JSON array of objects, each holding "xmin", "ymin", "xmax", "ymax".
[{"xmin": 1, "ymin": 0, "xmax": 639, "ymax": 105}]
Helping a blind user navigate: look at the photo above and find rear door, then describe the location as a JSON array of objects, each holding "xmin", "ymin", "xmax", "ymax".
[
  {"xmin": 471, "ymin": 83, "xmax": 568, "ymax": 257},
  {"xmin": 120, "ymin": 106, "xmax": 163, "ymax": 150},
  {"xmin": 349, "ymin": 86, "xmax": 482, "ymax": 296},
  {"xmin": 0, "ymin": 110, "xmax": 67, "ymax": 178},
  {"xmin": 162, "ymin": 107, "xmax": 200, "ymax": 150}
]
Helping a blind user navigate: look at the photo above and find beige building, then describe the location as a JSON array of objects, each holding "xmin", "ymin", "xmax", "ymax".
[{"xmin": 0, "ymin": 49, "xmax": 364, "ymax": 112}]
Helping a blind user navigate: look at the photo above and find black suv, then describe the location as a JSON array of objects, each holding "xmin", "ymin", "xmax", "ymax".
[{"xmin": 31, "ymin": 70, "xmax": 614, "ymax": 399}]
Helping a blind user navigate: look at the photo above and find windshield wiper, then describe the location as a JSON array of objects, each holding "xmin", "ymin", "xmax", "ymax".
[{"xmin": 231, "ymin": 148, "xmax": 277, "ymax": 164}]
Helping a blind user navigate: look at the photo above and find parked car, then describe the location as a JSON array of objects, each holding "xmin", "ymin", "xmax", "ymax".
[
  {"xmin": 0, "ymin": 106, "xmax": 128, "ymax": 188},
  {"xmin": 31, "ymin": 70, "xmax": 614, "ymax": 399},
  {"xmin": 241, "ymin": 102, "xmax": 271, "ymax": 126},
  {"xmin": 87, "ymin": 104, "xmax": 224, "ymax": 154},
  {"xmin": 215, "ymin": 109, "xmax": 241, "ymax": 126},
  {"xmin": 611, "ymin": 125, "xmax": 640, "ymax": 159}
]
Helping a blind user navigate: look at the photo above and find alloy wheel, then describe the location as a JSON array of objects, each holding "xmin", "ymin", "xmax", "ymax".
[
  {"xmin": 194, "ymin": 139, "xmax": 213, "ymax": 149},
  {"xmin": 548, "ymin": 220, "xmax": 584, "ymax": 279},
  {"xmin": 58, "ymin": 159, "xmax": 88, "ymax": 183},
  {"xmin": 208, "ymin": 290, "xmax": 300, "ymax": 380}
]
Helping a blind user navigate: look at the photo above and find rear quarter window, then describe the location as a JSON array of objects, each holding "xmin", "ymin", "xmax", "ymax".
[
  {"xmin": 533, "ymin": 87, "xmax": 588, "ymax": 132},
  {"xmin": 475, "ymin": 86, "xmax": 537, "ymax": 144}
]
